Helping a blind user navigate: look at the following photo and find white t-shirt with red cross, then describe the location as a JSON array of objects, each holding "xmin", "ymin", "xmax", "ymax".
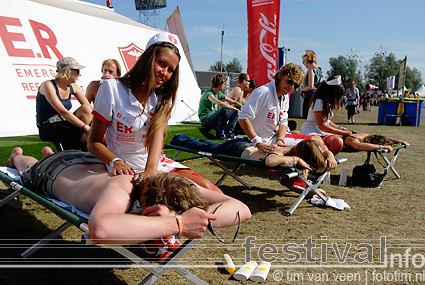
[{"xmin": 93, "ymin": 79, "xmax": 188, "ymax": 173}]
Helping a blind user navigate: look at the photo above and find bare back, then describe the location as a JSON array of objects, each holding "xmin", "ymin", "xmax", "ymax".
[{"xmin": 52, "ymin": 163, "xmax": 133, "ymax": 214}]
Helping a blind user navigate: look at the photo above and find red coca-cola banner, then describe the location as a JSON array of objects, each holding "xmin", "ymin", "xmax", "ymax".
[{"xmin": 247, "ymin": 0, "xmax": 281, "ymax": 87}]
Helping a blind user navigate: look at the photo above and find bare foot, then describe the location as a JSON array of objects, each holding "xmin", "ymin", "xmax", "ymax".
[
  {"xmin": 42, "ymin": 146, "xmax": 54, "ymax": 158},
  {"xmin": 6, "ymin": 147, "xmax": 23, "ymax": 168}
]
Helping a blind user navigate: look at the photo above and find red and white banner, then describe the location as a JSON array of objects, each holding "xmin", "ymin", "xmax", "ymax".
[{"xmin": 247, "ymin": 0, "xmax": 281, "ymax": 87}]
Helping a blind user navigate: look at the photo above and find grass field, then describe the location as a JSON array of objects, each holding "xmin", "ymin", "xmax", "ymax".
[{"xmin": 0, "ymin": 105, "xmax": 424, "ymax": 284}]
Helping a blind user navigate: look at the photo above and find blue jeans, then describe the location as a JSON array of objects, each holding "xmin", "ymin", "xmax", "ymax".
[
  {"xmin": 170, "ymin": 133, "xmax": 252, "ymax": 157},
  {"xmin": 201, "ymin": 108, "xmax": 238, "ymax": 139}
]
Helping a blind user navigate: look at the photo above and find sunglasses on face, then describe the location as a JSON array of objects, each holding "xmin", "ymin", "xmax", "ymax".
[
  {"xmin": 286, "ymin": 79, "xmax": 300, "ymax": 89},
  {"xmin": 71, "ymin": 69, "xmax": 80, "ymax": 75}
]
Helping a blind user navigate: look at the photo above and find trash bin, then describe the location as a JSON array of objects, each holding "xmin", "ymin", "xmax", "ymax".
[
  {"xmin": 378, "ymin": 98, "xmax": 400, "ymax": 125},
  {"xmin": 403, "ymin": 98, "xmax": 424, "ymax": 126}
]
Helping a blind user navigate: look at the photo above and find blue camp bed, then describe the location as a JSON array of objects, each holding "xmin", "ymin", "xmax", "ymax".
[
  {"xmin": 0, "ymin": 169, "xmax": 208, "ymax": 285},
  {"xmin": 164, "ymin": 143, "xmax": 347, "ymax": 216}
]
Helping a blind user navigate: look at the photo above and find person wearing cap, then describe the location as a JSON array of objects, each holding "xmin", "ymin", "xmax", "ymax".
[
  {"xmin": 36, "ymin": 57, "xmax": 93, "ymax": 151},
  {"xmin": 88, "ymin": 32, "xmax": 221, "ymax": 193},
  {"xmin": 299, "ymin": 75, "xmax": 353, "ymax": 155},
  {"xmin": 85, "ymin": 59, "xmax": 121, "ymax": 104}
]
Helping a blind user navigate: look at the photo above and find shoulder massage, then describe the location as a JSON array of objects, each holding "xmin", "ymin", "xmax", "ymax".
[{"xmin": 6, "ymin": 147, "xmax": 251, "ymax": 246}]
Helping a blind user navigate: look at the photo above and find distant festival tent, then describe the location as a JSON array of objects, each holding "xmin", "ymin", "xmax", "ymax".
[
  {"xmin": 416, "ymin": 85, "xmax": 425, "ymax": 97},
  {"xmin": 0, "ymin": 0, "xmax": 201, "ymax": 137}
]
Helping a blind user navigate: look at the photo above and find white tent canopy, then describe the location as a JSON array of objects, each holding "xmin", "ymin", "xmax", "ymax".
[
  {"xmin": 0, "ymin": 0, "xmax": 201, "ymax": 137},
  {"xmin": 416, "ymin": 85, "xmax": 425, "ymax": 97}
]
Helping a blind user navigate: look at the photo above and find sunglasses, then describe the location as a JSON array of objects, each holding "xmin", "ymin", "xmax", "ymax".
[
  {"xmin": 208, "ymin": 199, "xmax": 240, "ymax": 244},
  {"xmin": 71, "ymin": 69, "xmax": 80, "ymax": 75},
  {"xmin": 286, "ymin": 79, "xmax": 300, "ymax": 89}
]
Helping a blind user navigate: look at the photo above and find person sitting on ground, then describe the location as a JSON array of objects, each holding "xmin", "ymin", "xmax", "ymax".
[
  {"xmin": 198, "ymin": 74, "xmax": 242, "ymax": 140},
  {"xmin": 227, "ymin": 73, "xmax": 250, "ymax": 109},
  {"xmin": 36, "ymin": 57, "xmax": 92, "ymax": 151},
  {"xmin": 85, "ymin": 59, "xmax": 121, "ymax": 104},
  {"xmin": 6, "ymin": 147, "xmax": 251, "ymax": 249},
  {"xmin": 233, "ymin": 79, "xmax": 258, "ymax": 135}
]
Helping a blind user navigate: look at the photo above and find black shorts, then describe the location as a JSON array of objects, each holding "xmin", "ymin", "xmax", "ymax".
[
  {"xmin": 20, "ymin": 150, "xmax": 103, "ymax": 199},
  {"xmin": 38, "ymin": 120, "xmax": 85, "ymax": 150}
]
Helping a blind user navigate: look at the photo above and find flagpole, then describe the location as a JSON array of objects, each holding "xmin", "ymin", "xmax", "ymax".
[{"xmin": 220, "ymin": 23, "xmax": 224, "ymax": 72}]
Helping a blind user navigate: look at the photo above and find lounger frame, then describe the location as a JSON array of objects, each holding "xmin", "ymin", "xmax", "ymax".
[
  {"xmin": 164, "ymin": 143, "xmax": 346, "ymax": 215},
  {"xmin": 0, "ymin": 170, "xmax": 207, "ymax": 285}
]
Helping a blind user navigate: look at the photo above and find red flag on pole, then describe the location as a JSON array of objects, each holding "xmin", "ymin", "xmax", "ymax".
[{"xmin": 247, "ymin": 0, "xmax": 281, "ymax": 86}]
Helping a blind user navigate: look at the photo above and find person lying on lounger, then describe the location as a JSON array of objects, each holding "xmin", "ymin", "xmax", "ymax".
[
  {"xmin": 170, "ymin": 133, "xmax": 336, "ymax": 194},
  {"xmin": 6, "ymin": 147, "xmax": 251, "ymax": 246},
  {"xmin": 171, "ymin": 133, "xmax": 329, "ymax": 170},
  {"xmin": 340, "ymin": 132, "xmax": 410, "ymax": 152}
]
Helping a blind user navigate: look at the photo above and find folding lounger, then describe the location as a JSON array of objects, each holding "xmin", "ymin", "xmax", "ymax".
[
  {"xmin": 368, "ymin": 144, "xmax": 406, "ymax": 179},
  {"xmin": 0, "ymin": 169, "xmax": 208, "ymax": 285},
  {"xmin": 164, "ymin": 143, "xmax": 347, "ymax": 216},
  {"xmin": 343, "ymin": 144, "xmax": 406, "ymax": 179}
]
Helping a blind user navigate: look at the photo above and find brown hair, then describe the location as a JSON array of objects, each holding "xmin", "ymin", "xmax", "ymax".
[
  {"xmin": 274, "ymin": 63, "xmax": 304, "ymax": 91},
  {"xmin": 211, "ymin": 74, "xmax": 227, "ymax": 88},
  {"xmin": 134, "ymin": 173, "xmax": 207, "ymax": 214},
  {"xmin": 118, "ymin": 42, "xmax": 180, "ymax": 148},
  {"xmin": 309, "ymin": 75, "xmax": 345, "ymax": 119},
  {"xmin": 360, "ymin": 134, "xmax": 393, "ymax": 146},
  {"xmin": 288, "ymin": 139, "xmax": 326, "ymax": 170},
  {"xmin": 101, "ymin": 59, "xmax": 121, "ymax": 77},
  {"xmin": 238, "ymin": 73, "xmax": 249, "ymax": 84}
]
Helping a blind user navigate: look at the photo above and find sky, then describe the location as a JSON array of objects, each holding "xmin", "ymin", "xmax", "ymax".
[{"xmin": 83, "ymin": 0, "xmax": 425, "ymax": 85}]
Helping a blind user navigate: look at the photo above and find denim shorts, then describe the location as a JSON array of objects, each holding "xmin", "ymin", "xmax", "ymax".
[{"xmin": 20, "ymin": 150, "xmax": 102, "ymax": 198}]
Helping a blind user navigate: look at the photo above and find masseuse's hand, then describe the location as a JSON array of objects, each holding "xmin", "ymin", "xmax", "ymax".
[
  {"xmin": 181, "ymin": 207, "xmax": 216, "ymax": 239},
  {"xmin": 112, "ymin": 160, "xmax": 134, "ymax": 176},
  {"xmin": 133, "ymin": 169, "xmax": 158, "ymax": 183},
  {"xmin": 326, "ymin": 157, "xmax": 337, "ymax": 170},
  {"xmin": 256, "ymin": 142, "xmax": 275, "ymax": 155}
]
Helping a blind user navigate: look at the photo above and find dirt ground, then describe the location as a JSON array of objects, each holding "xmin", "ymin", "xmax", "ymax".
[{"xmin": 1, "ymin": 105, "xmax": 425, "ymax": 284}]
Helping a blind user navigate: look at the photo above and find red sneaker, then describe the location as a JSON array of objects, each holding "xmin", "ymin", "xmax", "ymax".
[
  {"xmin": 279, "ymin": 176, "xmax": 307, "ymax": 191},
  {"xmin": 140, "ymin": 238, "xmax": 171, "ymax": 262},
  {"xmin": 292, "ymin": 178, "xmax": 307, "ymax": 191},
  {"xmin": 162, "ymin": 235, "xmax": 181, "ymax": 251}
]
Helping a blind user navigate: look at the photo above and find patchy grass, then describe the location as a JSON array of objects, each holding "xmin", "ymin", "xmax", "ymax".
[{"xmin": 1, "ymin": 106, "xmax": 425, "ymax": 284}]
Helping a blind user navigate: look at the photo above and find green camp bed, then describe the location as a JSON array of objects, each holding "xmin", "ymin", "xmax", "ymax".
[
  {"xmin": 0, "ymin": 170, "xmax": 208, "ymax": 285},
  {"xmin": 164, "ymin": 143, "xmax": 347, "ymax": 216}
]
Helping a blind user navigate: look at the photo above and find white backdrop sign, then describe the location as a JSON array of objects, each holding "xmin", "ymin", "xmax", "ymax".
[{"xmin": 0, "ymin": 0, "xmax": 201, "ymax": 137}]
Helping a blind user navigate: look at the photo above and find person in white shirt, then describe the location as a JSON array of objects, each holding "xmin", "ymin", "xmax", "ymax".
[
  {"xmin": 238, "ymin": 63, "xmax": 304, "ymax": 155},
  {"xmin": 300, "ymin": 75, "xmax": 353, "ymax": 155}
]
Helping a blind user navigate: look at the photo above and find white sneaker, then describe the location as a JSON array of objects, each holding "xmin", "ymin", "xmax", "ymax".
[{"xmin": 351, "ymin": 118, "xmax": 355, "ymax": 123}]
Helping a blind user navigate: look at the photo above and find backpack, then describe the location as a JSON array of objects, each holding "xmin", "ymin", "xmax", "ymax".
[
  {"xmin": 351, "ymin": 152, "xmax": 387, "ymax": 188},
  {"xmin": 312, "ymin": 67, "xmax": 324, "ymax": 87}
]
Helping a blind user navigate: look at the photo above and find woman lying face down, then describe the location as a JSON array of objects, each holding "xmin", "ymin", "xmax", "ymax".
[
  {"xmin": 241, "ymin": 139, "xmax": 326, "ymax": 171},
  {"xmin": 132, "ymin": 172, "xmax": 208, "ymax": 215}
]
